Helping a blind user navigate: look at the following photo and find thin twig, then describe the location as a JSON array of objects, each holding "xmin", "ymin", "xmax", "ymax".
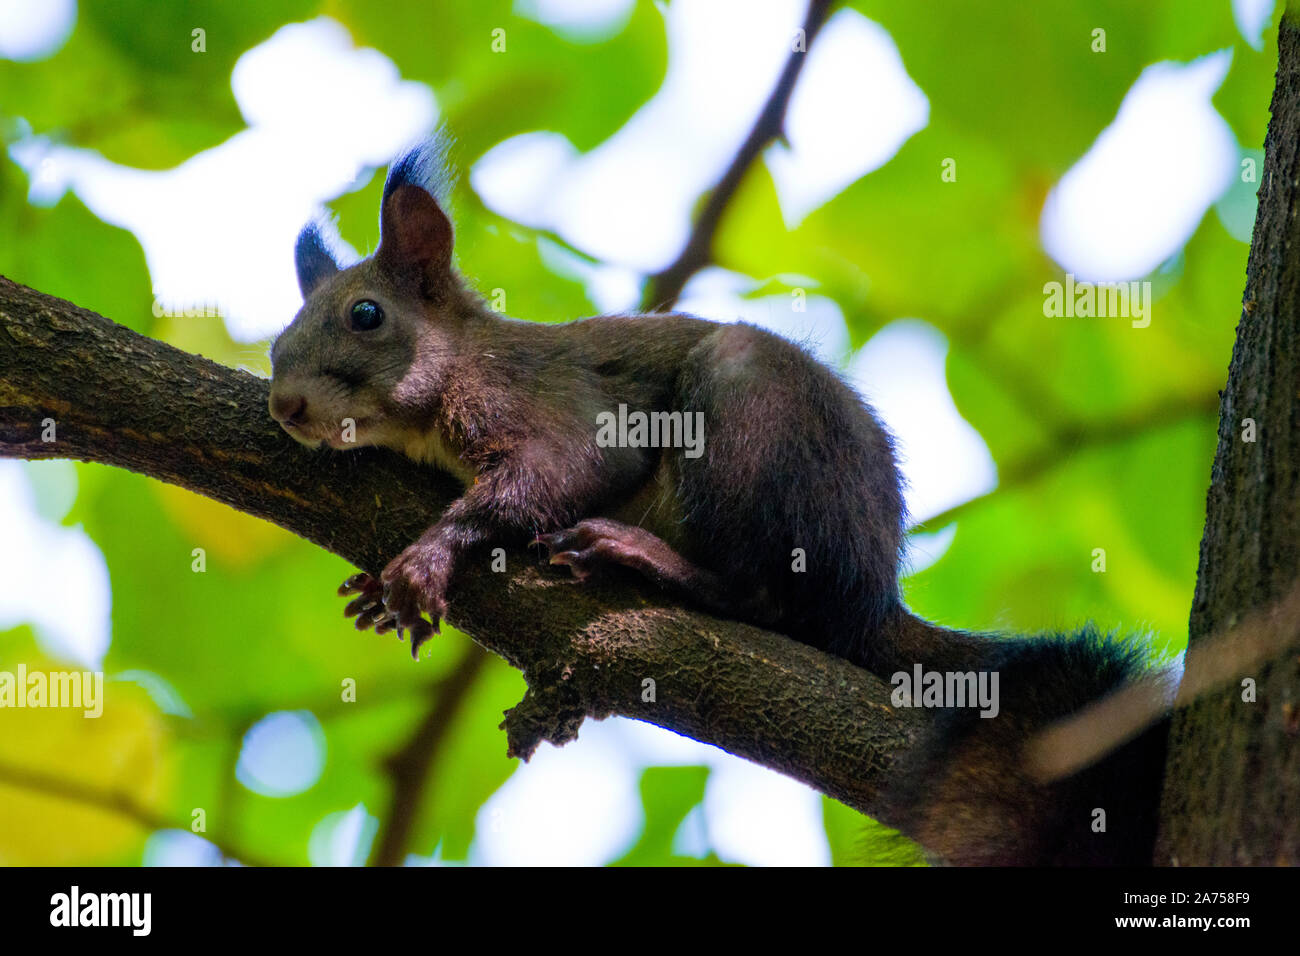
[
  {"xmin": 641, "ymin": 0, "xmax": 837, "ymax": 311},
  {"xmin": 0, "ymin": 757, "xmax": 275, "ymax": 867},
  {"xmin": 912, "ymin": 390, "xmax": 1220, "ymax": 533},
  {"xmin": 368, "ymin": 644, "xmax": 490, "ymax": 866}
]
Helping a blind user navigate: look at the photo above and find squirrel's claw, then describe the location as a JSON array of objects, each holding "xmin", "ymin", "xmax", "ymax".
[
  {"xmin": 547, "ymin": 550, "xmax": 592, "ymax": 581},
  {"xmin": 337, "ymin": 570, "xmax": 410, "ymax": 642},
  {"xmin": 339, "ymin": 573, "xmax": 373, "ymax": 596},
  {"xmin": 355, "ymin": 604, "xmax": 391, "ymax": 631},
  {"xmin": 343, "ymin": 594, "xmax": 380, "ymax": 618},
  {"xmin": 340, "ymin": 572, "xmax": 389, "ymax": 632},
  {"xmin": 408, "ymin": 619, "xmax": 437, "ymax": 659},
  {"xmin": 533, "ymin": 525, "xmax": 611, "ymax": 581}
]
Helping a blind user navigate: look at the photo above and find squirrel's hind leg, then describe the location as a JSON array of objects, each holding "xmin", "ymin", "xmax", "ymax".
[{"xmin": 533, "ymin": 518, "xmax": 777, "ymax": 626}]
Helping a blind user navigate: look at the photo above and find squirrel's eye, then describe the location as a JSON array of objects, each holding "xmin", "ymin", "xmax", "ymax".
[{"xmin": 349, "ymin": 300, "xmax": 384, "ymax": 332}]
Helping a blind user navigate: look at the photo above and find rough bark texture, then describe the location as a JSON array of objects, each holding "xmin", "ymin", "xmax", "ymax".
[
  {"xmin": 0, "ymin": 274, "xmax": 922, "ymax": 818},
  {"xmin": 1155, "ymin": 15, "xmax": 1300, "ymax": 864}
]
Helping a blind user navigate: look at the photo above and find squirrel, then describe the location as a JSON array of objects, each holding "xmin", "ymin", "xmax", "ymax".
[{"xmin": 267, "ymin": 139, "xmax": 1173, "ymax": 866}]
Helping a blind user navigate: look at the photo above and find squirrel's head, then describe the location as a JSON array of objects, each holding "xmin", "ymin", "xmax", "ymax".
[{"xmin": 268, "ymin": 139, "xmax": 475, "ymax": 451}]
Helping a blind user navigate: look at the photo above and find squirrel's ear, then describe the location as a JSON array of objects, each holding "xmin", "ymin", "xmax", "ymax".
[
  {"xmin": 294, "ymin": 216, "xmax": 356, "ymax": 299},
  {"xmin": 377, "ymin": 138, "xmax": 456, "ymax": 293}
]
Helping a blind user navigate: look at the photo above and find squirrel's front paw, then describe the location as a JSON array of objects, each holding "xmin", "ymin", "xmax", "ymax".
[
  {"xmin": 338, "ymin": 563, "xmax": 440, "ymax": 659},
  {"xmin": 381, "ymin": 543, "xmax": 450, "ymax": 657}
]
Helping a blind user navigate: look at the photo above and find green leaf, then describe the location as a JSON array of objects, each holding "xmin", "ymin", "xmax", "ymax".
[
  {"xmin": 611, "ymin": 765, "xmax": 736, "ymax": 866},
  {"xmin": 335, "ymin": 0, "xmax": 667, "ymax": 160},
  {"xmin": 823, "ymin": 797, "xmax": 927, "ymax": 866},
  {"xmin": 0, "ymin": 0, "xmax": 318, "ymax": 168},
  {"xmin": 0, "ymin": 155, "xmax": 154, "ymax": 332}
]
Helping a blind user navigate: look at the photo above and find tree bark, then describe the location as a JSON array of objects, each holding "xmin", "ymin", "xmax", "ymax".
[
  {"xmin": 1155, "ymin": 14, "xmax": 1300, "ymax": 864},
  {"xmin": 0, "ymin": 274, "xmax": 922, "ymax": 819}
]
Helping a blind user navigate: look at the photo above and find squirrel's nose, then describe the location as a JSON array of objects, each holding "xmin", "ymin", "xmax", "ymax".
[{"xmin": 269, "ymin": 391, "xmax": 308, "ymax": 427}]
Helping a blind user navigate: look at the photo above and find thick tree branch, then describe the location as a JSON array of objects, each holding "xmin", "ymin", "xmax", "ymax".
[
  {"xmin": 0, "ymin": 275, "xmax": 924, "ymax": 821},
  {"xmin": 641, "ymin": 0, "xmax": 835, "ymax": 311}
]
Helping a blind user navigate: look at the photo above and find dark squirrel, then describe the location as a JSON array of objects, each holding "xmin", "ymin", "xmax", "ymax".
[{"xmin": 268, "ymin": 141, "xmax": 1172, "ymax": 866}]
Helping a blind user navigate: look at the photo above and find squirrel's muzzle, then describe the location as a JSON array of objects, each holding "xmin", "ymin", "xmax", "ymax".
[{"xmin": 268, "ymin": 389, "xmax": 308, "ymax": 428}]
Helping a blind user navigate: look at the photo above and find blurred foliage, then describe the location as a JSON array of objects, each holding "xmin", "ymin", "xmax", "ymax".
[
  {"xmin": 0, "ymin": 0, "xmax": 1282, "ymax": 866},
  {"xmin": 612, "ymin": 766, "xmax": 736, "ymax": 866}
]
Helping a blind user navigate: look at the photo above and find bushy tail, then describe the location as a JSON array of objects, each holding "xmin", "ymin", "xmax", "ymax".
[{"xmin": 876, "ymin": 618, "xmax": 1172, "ymax": 865}]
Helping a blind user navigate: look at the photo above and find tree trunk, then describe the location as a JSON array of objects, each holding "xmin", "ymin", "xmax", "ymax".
[{"xmin": 1155, "ymin": 14, "xmax": 1300, "ymax": 865}]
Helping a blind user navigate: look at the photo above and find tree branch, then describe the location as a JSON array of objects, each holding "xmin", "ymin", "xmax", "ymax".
[
  {"xmin": 915, "ymin": 390, "xmax": 1220, "ymax": 533},
  {"xmin": 0, "ymin": 274, "xmax": 924, "ymax": 822},
  {"xmin": 640, "ymin": 0, "xmax": 836, "ymax": 312},
  {"xmin": 0, "ymin": 756, "xmax": 273, "ymax": 866}
]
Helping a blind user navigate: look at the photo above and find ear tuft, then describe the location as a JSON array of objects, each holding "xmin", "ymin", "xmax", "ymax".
[
  {"xmin": 377, "ymin": 129, "xmax": 458, "ymax": 291},
  {"xmin": 382, "ymin": 129, "xmax": 458, "ymax": 210},
  {"xmin": 294, "ymin": 213, "xmax": 359, "ymax": 299}
]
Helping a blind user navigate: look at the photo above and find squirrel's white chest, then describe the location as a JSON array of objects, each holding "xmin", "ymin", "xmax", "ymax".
[{"xmin": 403, "ymin": 430, "xmax": 475, "ymax": 485}]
